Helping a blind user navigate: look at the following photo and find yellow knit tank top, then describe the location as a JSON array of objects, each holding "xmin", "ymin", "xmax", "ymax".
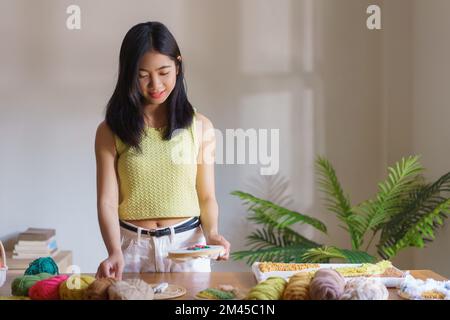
[{"xmin": 114, "ymin": 114, "xmax": 200, "ymax": 220}]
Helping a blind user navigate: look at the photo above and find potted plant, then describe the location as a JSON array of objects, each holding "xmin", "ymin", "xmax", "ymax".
[{"xmin": 231, "ymin": 156, "xmax": 450, "ymax": 264}]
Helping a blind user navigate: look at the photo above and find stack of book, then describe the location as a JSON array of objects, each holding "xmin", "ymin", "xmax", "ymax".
[{"xmin": 13, "ymin": 228, "xmax": 58, "ymax": 259}]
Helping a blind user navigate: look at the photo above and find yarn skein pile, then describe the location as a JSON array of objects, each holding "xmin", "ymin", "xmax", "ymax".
[
  {"xmin": 10, "ymin": 257, "xmax": 61, "ymax": 299},
  {"xmin": 11, "ymin": 257, "xmax": 391, "ymax": 300},
  {"xmin": 248, "ymin": 268, "xmax": 390, "ymax": 301},
  {"xmin": 246, "ymin": 277, "xmax": 287, "ymax": 300},
  {"xmin": 309, "ymin": 269, "xmax": 346, "ymax": 300},
  {"xmin": 9, "ymin": 257, "xmax": 157, "ymax": 300}
]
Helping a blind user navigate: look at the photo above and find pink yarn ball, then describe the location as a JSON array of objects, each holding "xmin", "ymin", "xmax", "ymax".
[{"xmin": 29, "ymin": 275, "xmax": 69, "ymax": 300}]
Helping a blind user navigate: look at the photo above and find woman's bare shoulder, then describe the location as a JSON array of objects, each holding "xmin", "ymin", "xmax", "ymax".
[
  {"xmin": 96, "ymin": 120, "xmax": 114, "ymax": 136},
  {"xmin": 95, "ymin": 121, "xmax": 116, "ymax": 151},
  {"xmin": 194, "ymin": 112, "xmax": 214, "ymax": 130}
]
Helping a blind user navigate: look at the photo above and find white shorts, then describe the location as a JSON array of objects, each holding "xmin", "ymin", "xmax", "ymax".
[{"xmin": 120, "ymin": 218, "xmax": 211, "ymax": 273}]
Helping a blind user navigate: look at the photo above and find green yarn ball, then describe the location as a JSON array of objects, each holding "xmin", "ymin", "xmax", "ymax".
[
  {"xmin": 11, "ymin": 273, "xmax": 54, "ymax": 296},
  {"xmin": 24, "ymin": 257, "xmax": 59, "ymax": 276}
]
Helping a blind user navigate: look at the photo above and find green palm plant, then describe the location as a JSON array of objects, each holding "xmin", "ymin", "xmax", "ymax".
[
  {"xmin": 377, "ymin": 172, "xmax": 450, "ymax": 258},
  {"xmin": 231, "ymin": 155, "xmax": 450, "ymax": 265}
]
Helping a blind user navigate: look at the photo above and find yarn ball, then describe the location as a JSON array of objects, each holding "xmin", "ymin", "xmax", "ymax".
[
  {"xmin": 59, "ymin": 275, "xmax": 96, "ymax": 300},
  {"xmin": 340, "ymin": 278, "xmax": 389, "ymax": 300},
  {"xmin": 246, "ymin": 277, "xmax": 287, "ymax": 300},
  {"xmin": 11, "ymin": 273, "xmax": 53, "ymax": 296},
  {"xmin": 282, "ymin": 272, "xmax": 313, "ymax": 300},
  {"xmin": 309, "ymin": 269, "xmax": 346, "ymax": 300},
  {"xmin": 29, "ymin": 274, "xmax": 69, "ymax": 300},
  {"xmin": 84, "ymin": 277, "xmax": 117, "ymax": 300},
  {"xmin": 24, "ymin": 257, "xmax": 59, "ymax": 276},
  {"xmin": 108, "ymin": 279, "xmax": 155, "ymax": 300}
]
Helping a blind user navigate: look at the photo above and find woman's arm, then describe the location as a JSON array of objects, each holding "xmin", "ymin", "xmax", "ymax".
[
  {"xmin": 94, "ymin": 121, "xmax": 124, "ymax": 278},
  {"xmin": 195, "ymin": 114, "xmax": 230, "ymax": 260}
]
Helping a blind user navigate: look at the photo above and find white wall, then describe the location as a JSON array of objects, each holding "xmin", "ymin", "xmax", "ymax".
[
  {"xmin": 313, "ymin": 0, "xmax": 383, "ymax": 251},
  {"xmin": 380, "ymin": 0, "xmax": 415, "ymax": 271}
]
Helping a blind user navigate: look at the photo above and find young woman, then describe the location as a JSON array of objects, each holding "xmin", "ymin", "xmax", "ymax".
[{"xmin": 95, "ymin": 21, "xmax": 230, "ymax": 279}]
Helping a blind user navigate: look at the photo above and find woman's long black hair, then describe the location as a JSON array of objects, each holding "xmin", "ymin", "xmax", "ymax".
[{"xmin": 105, "ymin": 21, "xmax": 194, "ymax": 149}]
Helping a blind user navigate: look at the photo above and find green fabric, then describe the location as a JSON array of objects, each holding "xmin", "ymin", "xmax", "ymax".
[{"xmin": 197, "ymin": 288, "xmax": 235, "ymax": 300}]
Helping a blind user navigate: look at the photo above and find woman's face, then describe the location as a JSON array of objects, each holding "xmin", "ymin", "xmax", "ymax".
[{"xmin": 138, "ymin": 50, "xmax": 179, "ymax": 105}]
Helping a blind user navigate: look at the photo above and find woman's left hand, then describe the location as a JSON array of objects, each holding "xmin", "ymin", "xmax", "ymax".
[{"xmin": 206, "ymin": 233, "xmax": 230, "ymax": 260}]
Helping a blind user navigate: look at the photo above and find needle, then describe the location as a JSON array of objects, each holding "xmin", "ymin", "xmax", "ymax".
[{"xmin": 153, "ymin": 282, "xmax": 168, "ymax": 294}]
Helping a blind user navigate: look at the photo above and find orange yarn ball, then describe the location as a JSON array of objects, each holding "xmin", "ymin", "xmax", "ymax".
[{"xmin": 84, "ymin": 278, "xmax": 117, "ymax": 300}]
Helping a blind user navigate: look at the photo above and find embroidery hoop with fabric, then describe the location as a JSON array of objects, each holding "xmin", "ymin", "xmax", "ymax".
[{"xmin": 167, "ymin": 244, "xmax": 225, "ymax": 262}]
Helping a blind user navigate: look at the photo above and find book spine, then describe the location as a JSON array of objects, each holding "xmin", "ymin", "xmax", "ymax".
[
  {"xmin": 18, "ymin": 236, "xmax": 54, "ymax": 242},
  {"xmin": 13, "ymin": 248, "xmax": 57, "ymax": 254},
  {"xmin": 13, "ymin": 249, "xmax": 59, "ymax": 259},
  {"xmin": 17, "ymin": 238, "xmax": 56, "ymax": 247}
]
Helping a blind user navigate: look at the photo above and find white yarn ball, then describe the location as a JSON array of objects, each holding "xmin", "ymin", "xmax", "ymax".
[
  {"xmin": 108, "ymin": 279, "xmax": 154, "ymax": 300},
  {"xmin": 340, "ymin": 278, "xmax": 389, "ymax": 300}
]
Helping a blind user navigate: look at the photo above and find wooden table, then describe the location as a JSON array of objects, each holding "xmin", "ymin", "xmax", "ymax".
[{"xmin": 0, "ymin": 270, "xmax": 446, "ymax": 299}]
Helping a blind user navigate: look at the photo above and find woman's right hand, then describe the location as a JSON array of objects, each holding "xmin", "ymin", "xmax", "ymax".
[{"xmin": 96, "ymin": 251, "xmax": 124, "ymax": 280}]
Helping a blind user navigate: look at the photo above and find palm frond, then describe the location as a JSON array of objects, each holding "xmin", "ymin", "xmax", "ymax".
[
  {"xmin": 245, "ymin": 174, "xmax": 294, "ymax": 208},
  {"xmin": 245, "ymin": 227, "xmax": 320, "ymax": 251},
  {"xmin": 301, "ymin": 246, "xmax": 376, "ymax": 263},
  {"xmin": 343, "ymin": 213, "xmax": 369, "ymax": 248},
  {"xmin": 377, "ymin": 171, "xmax": 450, "ymax": 258},
  {"xmin": 315, "ymin": 156, "xmax": 353, "ymax": 217},
  {"xmin": 315, "ymin": 156, "xmax": 364, "ymax": 249},
  {"xmin": 231, "ymin": 245, "xmax": 314, "ymax": 265},
  {"xmin": 377, "ymin": 197, "xmax": 450, "ymax": 259},
  {"xmin": 231, "ymin": 191, "xmax": 327, "ymax": 233},
  {"xmin": 356, "ymin": 156, "xmax": 424, "ymax": 246}
]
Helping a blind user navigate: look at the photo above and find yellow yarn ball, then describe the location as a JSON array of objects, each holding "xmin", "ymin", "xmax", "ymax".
[
  {"xmin": 246, "ymin": 277, "xmax": 287, "ymax": 300},
  {"xmin": 59, "ymin": 275, "xmax": 96, "ymax": 300},
  {"xmin": 283, "ymin": 272, "xmax": 313, "ymax": 300}
]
